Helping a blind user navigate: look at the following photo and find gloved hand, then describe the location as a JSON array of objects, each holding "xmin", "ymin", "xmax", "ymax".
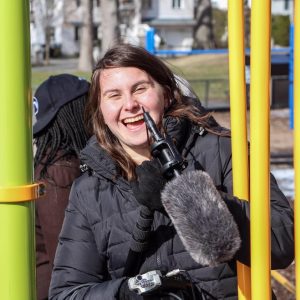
[
  {"xmin": 131, "ymin": 159, "xmax": 167, "ymax": 211},
  {"xmin": 118, "ymin": 279, "xmax": 143, "ymax": 300}
]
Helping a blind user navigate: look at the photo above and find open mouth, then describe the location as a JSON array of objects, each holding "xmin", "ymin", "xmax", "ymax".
[{"xmin": 123, "ymin": 114, "xmax": 145, "ymax": 129}]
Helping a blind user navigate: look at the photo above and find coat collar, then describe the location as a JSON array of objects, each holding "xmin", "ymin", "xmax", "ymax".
[
  {"xmin": 79, "ymin": 119, "xmax": 203, "ymax": 186},
  {"xmin": 80, "ymin": 136, "xmax": 129, "ymax": 187}
]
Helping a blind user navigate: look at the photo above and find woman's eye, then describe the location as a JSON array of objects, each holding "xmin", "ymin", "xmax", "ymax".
[
  {"xmin": 134, "ymin": 86, "xmax": 146, "ymax": 94},
  {"xmin": 107, "ymin": 93, "xmax": 120, "ymax": 100}
]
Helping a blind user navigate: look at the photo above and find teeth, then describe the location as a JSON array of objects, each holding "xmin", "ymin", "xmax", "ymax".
[{"xmin": 123, "ymin": 115, "xmax": 144, "ymax": 124}]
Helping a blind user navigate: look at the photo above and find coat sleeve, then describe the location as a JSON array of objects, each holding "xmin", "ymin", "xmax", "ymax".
[
  {"xmin": 49, "ymin": 183, "xmax": 125, "ymax": 300},
  {"xmin": 218, "ymin": 136, "xmax": 294, "ymax": 269}
]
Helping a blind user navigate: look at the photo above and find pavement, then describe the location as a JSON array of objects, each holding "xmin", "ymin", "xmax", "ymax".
[{"xmin": 32, "ymin": 58, "xmax": 79, "ymax": 72}]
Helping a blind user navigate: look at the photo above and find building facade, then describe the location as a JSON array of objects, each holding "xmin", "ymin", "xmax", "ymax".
[
  {"xmin": 30, "ymin": 0, "xmax": 196, "ymax": 62},
  {"xmin": 30, "ymin": 0, "xmax": 293, "ymax": 63}
]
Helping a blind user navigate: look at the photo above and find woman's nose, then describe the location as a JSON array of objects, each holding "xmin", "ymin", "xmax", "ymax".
[{"xmin": 124, "ymin": 94, "xmax": 139, "ymax": 110}]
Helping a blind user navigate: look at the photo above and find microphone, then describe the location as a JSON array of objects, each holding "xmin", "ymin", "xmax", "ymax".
[{"xmin": 161, "ymin": 170, "xmax": 241, "ymax": 266}]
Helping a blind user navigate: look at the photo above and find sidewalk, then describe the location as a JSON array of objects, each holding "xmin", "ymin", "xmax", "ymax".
[
  {"xmin": 32, "ymin": 58, "xmax": 79, "ymax": 73},
  {"xmin": 213, "ymin": 108, "xmax": 293, "ymax": 154}
]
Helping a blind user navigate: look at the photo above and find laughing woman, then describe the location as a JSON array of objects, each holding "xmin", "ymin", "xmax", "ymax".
[{"xmin": 49, "ymin": 44, "xmax": 294, "ymax": 300}]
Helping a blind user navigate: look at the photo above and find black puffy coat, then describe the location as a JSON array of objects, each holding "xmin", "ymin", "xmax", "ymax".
[{"xmin": 49, "ymin": 125, "xmax": 294, "ymax": 300}]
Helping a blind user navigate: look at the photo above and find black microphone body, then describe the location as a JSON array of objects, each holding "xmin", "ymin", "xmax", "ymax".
[
  {"xmin": 123, "ymin": 110, "xmax": 184, "ymax": 277},
  {"xmin": 142, "ymin": 108, "xmax": 186, "ymax": 178}
]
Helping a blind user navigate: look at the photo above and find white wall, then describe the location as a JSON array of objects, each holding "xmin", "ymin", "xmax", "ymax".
[
  {"xmin": 142, "ymin": 0, "xmax": 194, "ymax": 20},
  {"xmin": 158, "ymin": 0, "xmax": 194, "ymax": 19},
  {"xmin": 272, "ymin": 0, "xmax": 293, "ymax": 17}
]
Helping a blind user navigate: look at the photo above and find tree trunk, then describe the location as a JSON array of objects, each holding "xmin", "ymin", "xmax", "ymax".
[
  {"xmin": 193, "ymin": 0, "xmax": 216, "ymax": 49},
  {"xmin": 100, "ymin": 0, "xmax": 120, "ymax": 56},
  {"xmin": 244, "ymin": 0, "xmax": 251, "ymax": 49},
  {"xmin": 78, "ymin": 0, "xmax": 94, "ymax": 72},
  {"xmin": 31, "ymin": 0, "xmax": 53, "ymax": 65},
  {"xmin": 44, "ymin": 25, "xmax": 51, "ymax": 65}
]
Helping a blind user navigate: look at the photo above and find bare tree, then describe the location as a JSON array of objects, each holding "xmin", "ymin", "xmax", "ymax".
[
  {"xmin": 193, "ymin": 0, "xmax": 216, "ymax": 49},
  {"xmin": 31, "ymin": 0, "xmax": 56, "ymax": 65},
  {"xmin": 100, "ymin": 0, "xmax": 120, "ymax": 55},
  {"xmin": 78, "ymin": 0, "xmax": 94, "ymax": 71}
]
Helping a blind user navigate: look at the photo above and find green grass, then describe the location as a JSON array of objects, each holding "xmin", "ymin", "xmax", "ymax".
[
  {"xmin": 31, "ymin": 71, "xmax": 91, "ymax": 91},
  {"xmin": 163, "ymin": 53, "xmax": 229, "ymax": 80},
  {"xmin": 164, "ymin": 53, "xmax": 230, "ymax": 105}
]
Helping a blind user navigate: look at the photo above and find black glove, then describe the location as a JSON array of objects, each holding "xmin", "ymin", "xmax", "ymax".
[
  {"xmin": 131, "ymin": 159, "xmax": 166, "ymax": 211},
  {"xmin": 118, "ymin": 279, "xmax": 143, "ymax": 300}
]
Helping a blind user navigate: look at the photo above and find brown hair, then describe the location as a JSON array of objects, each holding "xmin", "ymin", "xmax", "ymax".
[{"xmin": 86, "ymin": 43, "xmax": 227, "ymax": 180}]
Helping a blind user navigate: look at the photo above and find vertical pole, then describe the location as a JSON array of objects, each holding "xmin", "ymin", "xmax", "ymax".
[
  {"xmin": 0, "ymin": 1, "xmax": 36, "ymax": 300},
  {"xmin": 294, "ymin": 0, "xmax": 300, "ymax": 298},
  {"xmin": 145, "ymin": 27, "xmax": 155, "ymax": 54},
  {"xmin": 204, "ymin": 80, "xmax": 209, "ymax": 107},
  {"xmin": 250, "ymin": 0, "xmax": 271, "ymax": 299},
  {"xmin": 289, "ymin": 24, "xmax": 294, "ymax": 129},
  {"xmin": 228, "ymin": 1, "xmax": 251, "ymax": 299}
]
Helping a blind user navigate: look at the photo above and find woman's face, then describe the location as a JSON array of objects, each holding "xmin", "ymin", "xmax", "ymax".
[{"xmin": 99, "ymin": 67, "xmax": 168, "ymax": 159}]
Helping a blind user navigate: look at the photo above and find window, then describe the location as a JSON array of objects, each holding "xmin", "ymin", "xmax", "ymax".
[
  {"xmin": 172, "ymin": 0, "xmax": 182, "ymax": 9},
  {"xmin": 74, "ymin": 25, "xmax": 80, "ymax": 41},
  {"xmin": 284, "ymin": 0, "xmax": 289, "ymax": 10},
  {"xmin": 93, "ymin": 26, "xmax": 98, "ymax": 40},
  {"xmin": 142, "ymin": 0, "xmax": 152, "ymax": 9}
]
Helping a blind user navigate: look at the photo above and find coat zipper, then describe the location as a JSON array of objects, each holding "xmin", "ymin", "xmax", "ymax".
[{"xmin": 154, "ymin": 214, "xmax": 162, "ymax": 269}]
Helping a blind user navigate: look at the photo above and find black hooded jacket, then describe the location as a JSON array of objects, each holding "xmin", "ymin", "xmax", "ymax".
[{"xmin": 49, "ymin": 122, "xmax": 294, "ymax": 300}]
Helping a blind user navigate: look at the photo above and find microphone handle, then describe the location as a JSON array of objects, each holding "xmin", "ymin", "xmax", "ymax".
[
  {"xmin": 173, "ymin": 169, "xmax": 181, "ymax": 178},
  {"xmin": 123, "ymin": 206, "xmax": 154, "ymax": 277}
]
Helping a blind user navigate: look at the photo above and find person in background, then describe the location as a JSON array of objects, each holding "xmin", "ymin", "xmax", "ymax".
[
  {"xmin": 33, "ymin": 74, "xmax": 91, "ymax": 300},
  {"xmin": 49, "ymin": 45, "xmax": 294, "ymax": 299}
]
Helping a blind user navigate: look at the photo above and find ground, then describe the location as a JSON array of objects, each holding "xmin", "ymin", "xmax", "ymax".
[{"xmin": 213, "ymin": 108, "xmax": 295, "ymax": 300}]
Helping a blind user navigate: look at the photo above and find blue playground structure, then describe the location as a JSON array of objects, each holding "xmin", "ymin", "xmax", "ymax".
[{"xmin": 145, "ymin": 26, "xmax": 295, "ymax": 128}]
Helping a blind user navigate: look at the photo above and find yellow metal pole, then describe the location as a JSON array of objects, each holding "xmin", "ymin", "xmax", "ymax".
[
  {"xmin": 228, "ymin": 1, "xmax": 251, "ymax": 299},
  {"xmin": 0, "ymin": 1, "xmax": 36, "ymax": 299},
  {"xmin": 294, "ymin": 0, "xmax": 300, "ymax": 298},
  {"xmin": 250, "ymin": 0, "xmax": 271, "ymax": 299}
]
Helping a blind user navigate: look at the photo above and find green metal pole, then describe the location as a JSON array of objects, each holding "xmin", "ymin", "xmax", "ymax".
[{"xmin": 0, "ymin": 1, "xmax": 36, "ymax": 300}]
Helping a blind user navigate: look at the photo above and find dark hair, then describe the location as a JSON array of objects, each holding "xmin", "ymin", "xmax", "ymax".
[
  {"xmin": 86, "ymin": 43, "xmax": 228, "ymax": 180},
  {"xmin": 34, "ymin": 94, "xmax": 90, "ymax": 179}
]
